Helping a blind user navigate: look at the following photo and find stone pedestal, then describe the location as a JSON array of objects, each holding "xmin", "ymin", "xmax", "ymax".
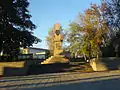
[
  {"xmin": 54, "ymin": 49, "xmax": 63, "ymax": 56},
  {"xmin": 90, "ymin": 58, "xmax": 108, "ymax": 71}
]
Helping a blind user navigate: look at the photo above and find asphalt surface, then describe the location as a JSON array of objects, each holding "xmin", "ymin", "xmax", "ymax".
[{"xmin": 0, "ymin": 70, "xmax": 120, "ymax": 90}]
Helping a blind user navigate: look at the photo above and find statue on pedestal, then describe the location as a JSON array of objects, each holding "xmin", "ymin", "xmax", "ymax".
[{"xmin": 41, "ymin": 23, "xmax": 69, "ymax": 64}]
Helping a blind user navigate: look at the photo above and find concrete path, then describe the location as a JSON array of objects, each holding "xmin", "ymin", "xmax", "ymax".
[{"xmin": 0, "ymin": 70, "xmax": 120, "ymax": 90}]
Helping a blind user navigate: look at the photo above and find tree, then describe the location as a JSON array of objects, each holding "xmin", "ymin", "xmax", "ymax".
[
  {"xmin": 67, "ymin": 22, "xmax": 83, "ymax": 57},
  {"xmin": 101, "ymin": 0, "xmax": 120, "ymax": 57},
  {"xmin": 67, "ymin": 4, "xmax": 108, "ymax": 60},
  {"xmin": 0, "ymin": 0, "xmax": 40, "ymax": 55},
  {"xmin": 46, "ymin": 28, "xmax": 54, "ymax": 55}
]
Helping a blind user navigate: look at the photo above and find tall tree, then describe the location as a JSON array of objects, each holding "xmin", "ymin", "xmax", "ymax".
[
  {"xmin": 67, "ymin": 4, "xmax": 108, "ymax": 60},
  {"xmin": 101, "ymin": 0, "xmax": 120, "ymax": 56},
  {"xmin": 46, "ymin": 28, "xmax": 54, "ymax": 55},
  {"xmin": 0, "ymin": 0, "xmax": 40, "ymax": 55}
]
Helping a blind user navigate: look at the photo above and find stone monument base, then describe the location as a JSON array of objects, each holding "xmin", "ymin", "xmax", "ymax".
[
  {"xmin": 90, "ymin": 57, "xmax": 120, "ymax": 71},
  {"xmin": 41, "ymin": 55, "xmax": 69, "ymax": 64},
  {"xmin": 90, "ymin": 58, "xmax": 108, "ymax": 71}
]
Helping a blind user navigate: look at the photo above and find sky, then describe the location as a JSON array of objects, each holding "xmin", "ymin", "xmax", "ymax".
[{"xmin": 28, "ymin": 0, "xmax": 101, "ymax": 49}]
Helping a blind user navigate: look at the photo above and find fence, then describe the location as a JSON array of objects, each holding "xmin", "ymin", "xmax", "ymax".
[{"xmin": 0, "ymin": 54, "xmax": 46, "ymax": 62}]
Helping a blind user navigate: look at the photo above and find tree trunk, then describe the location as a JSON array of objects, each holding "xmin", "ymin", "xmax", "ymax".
[{"xmin": 83, "ymin": 53, "xmax": 87, "ymax": 61}]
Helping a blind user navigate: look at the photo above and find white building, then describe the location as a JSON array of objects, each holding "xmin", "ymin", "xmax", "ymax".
[{"xmin": 20, "ymin": 47, "xmax": 49, "ymax": 59}]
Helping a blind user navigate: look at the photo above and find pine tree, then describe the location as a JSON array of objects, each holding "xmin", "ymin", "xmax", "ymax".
[{"xmin": 0, "ymin": 0, "xmax": 40, "ymax": 55}]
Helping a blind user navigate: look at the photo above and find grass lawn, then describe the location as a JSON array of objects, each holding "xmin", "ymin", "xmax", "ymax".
[{"xmin": 62, "ymin": 61, "xmax": 93, "ymax": 73}]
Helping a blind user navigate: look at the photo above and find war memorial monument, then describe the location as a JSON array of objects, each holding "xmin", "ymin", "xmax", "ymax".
[{"xmin": 41, "ymin": 23, "xmax": 69, "ymax": 64}]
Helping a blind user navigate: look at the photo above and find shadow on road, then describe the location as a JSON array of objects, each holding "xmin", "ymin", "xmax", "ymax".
[
  {"xmin": 28, "ymin": 75, "xmax": 120, "ymax": 90},
  {"xmin": 0, "ymin": 73, "xmax": 120, "ymax": 90}
]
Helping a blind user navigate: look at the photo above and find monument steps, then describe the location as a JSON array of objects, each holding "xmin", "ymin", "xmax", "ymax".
[
  {"xmin": 41, "ymin": 56, "xmax": 53, "ymax": 64},
  {"xmin": 41, "ymin": 55, "xmax": 69, "ymax": 64}
]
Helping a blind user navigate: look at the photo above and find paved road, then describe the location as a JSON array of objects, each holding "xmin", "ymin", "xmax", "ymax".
[{"xmin": 0, "ymin": 70, "xmax": 120, "ymax": 90}]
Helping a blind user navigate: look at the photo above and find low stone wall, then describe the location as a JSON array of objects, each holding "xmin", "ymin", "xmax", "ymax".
[
  {"xmin": 90, "ymin": 57, "xmax": 120, "ymax": 71},
  {"xmin": 0, "ymin": 60, "xmax": 40, "ymax": 76}
]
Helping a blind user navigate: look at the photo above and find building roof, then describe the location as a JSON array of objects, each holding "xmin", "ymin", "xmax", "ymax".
[{"xmin": 28, "ymin": 47, "xmax": 49, "ymax": 51}]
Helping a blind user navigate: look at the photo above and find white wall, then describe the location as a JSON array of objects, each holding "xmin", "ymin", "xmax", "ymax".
[{"xmin": 28, "ymin": 48, "xmax": 47, "ymax": 59}]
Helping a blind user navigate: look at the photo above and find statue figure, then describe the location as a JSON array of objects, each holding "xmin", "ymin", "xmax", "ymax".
[{"xmin": 53, "ymin": 23, "xmax": 63, "ymax": 55}]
